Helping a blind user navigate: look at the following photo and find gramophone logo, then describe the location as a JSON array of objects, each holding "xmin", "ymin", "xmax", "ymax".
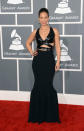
[
  {"xmin": 54, "ymin": 0, "xmax": 72, "ymax": 14},
  {"xmin": 7, "ymin": 0, "xmax": 24, "ymax": 4},
  {"xmin": 55, "ymin": 39, "xmax": 72, "ymax": 61},
  {"xmin": 9, "ymin": 29, "xmax": 24, "ymax": 50}
]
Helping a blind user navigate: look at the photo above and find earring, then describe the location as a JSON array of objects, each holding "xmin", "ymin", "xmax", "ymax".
[{"xmin": 47, "ymin": 21, "xmax": 49, "ymax": 25}]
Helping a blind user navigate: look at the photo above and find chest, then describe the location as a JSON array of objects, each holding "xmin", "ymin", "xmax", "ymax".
[{"xmin": 35, "ymin": 27, "xmax": 55, "ymax": 44}]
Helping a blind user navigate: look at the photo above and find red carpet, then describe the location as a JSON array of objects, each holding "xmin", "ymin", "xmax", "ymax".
[{"xmin": 0, "ymin": 100, "xmax": 84, "ymax": 131}]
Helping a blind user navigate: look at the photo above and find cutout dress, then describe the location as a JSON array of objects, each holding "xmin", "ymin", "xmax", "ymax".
[{"xmin": 28, "ymin": 26, "xmax": 61, "ymax": 124}]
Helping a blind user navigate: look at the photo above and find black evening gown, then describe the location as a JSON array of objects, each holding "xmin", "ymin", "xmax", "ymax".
[{"xmin": 28, "ymin": 26, "xmax": 61, "ymax": 124}]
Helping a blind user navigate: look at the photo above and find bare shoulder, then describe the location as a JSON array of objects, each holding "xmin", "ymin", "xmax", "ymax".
[
  {"xmin": 30, "ymin": 28, "xmax": 37, "ymax": 36},
  {"xmin": 33, "ymin": 28, "xmax": 37, "ymax": 34},
  {"xmin": 53, "ymin": 27, "xmax": 60, "ymax": 35}
]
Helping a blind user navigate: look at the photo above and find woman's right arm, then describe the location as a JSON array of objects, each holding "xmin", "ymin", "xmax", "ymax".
[{"xmin": 26, "ymin": 29, "xmax": 38, "ymax": 56}]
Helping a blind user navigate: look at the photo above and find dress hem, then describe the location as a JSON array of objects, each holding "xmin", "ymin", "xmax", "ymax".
[{"xmin": 28, "ymin": 119, "xmax": 61, "ymax": 124}]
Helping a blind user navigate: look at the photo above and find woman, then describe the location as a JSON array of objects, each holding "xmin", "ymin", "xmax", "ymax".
[{"xmin": 26, "ymin": 8, "xmax": 61, "ymax": 124}]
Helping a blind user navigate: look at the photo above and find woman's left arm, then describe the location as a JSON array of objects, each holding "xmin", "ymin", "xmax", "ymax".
[{"xmin": 53, "ymin": 28, "xmax": 61, "ymax": 71}]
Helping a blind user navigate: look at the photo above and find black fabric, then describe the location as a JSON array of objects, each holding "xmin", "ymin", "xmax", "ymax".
[
  {"xmin": 35, "ymin": 26, "xmax": 55, "ymax": 49},
  {"xmin": 28, "ymin": 26, "xmax": 61, "ymax": 124}
]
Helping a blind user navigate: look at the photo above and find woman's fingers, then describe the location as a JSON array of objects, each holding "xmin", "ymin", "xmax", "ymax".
[
  {"xmin": 55, "ymin": 65, "xmax": 60, "ymax": 71},
  {"xmin": 33, "ymin": 50, "xmax": 38, "ymax": 56}
]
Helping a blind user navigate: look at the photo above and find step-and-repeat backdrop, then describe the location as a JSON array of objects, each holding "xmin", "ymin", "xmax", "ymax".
[{"xmin": 0, "ymin": 0, "xmax": 84, "ymax": 104}]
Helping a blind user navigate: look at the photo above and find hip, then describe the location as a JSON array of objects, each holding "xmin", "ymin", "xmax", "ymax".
[{"xmin": 33, "ymin": 49, "xmax": 55, "ymax": 64}]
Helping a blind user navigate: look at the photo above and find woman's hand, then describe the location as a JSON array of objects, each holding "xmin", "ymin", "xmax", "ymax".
[
  {"xmin": 31, "ymin": 50, "xmax": 38, "ymax": 56},
  {"xmin": 55, "ymin": 61, "xmax": 60, "ymax": 71}
]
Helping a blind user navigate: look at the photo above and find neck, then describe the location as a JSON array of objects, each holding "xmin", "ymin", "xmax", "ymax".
[{"xmin": 40, "ymin": 24, "xmax": 50, "ymax": 29}]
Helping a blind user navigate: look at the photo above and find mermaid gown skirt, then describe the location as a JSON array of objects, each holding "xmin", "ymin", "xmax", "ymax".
[{"xmin": 28, "ymin": 49, "xmax": 61, "ymax": 124}]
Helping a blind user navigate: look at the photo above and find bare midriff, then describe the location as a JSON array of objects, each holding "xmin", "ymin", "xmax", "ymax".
[{"xmin": 38, "ymin": 43, "xmax": 54, "ymax": 51}]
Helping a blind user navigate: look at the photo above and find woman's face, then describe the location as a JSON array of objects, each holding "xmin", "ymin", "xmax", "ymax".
[{"xmin": 38, "ymin": 12, "xmax": 49, "ymax": 26}]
